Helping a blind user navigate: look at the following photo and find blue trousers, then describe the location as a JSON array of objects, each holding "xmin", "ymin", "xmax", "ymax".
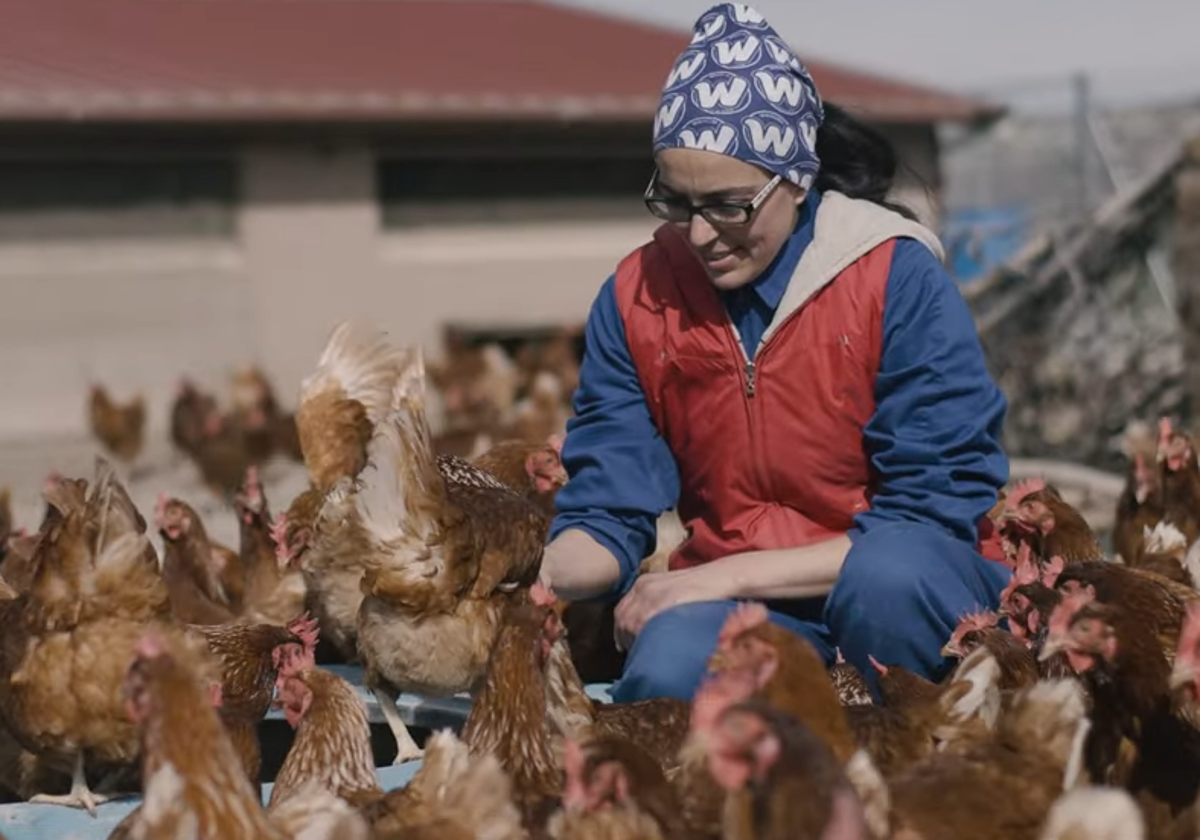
[{"xmin": 609, "ymin": 521, "xmax": 1011, "ymax": 703}]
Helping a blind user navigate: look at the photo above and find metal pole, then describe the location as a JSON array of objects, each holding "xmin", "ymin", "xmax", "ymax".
[{"xmin": 1073, "ymin": 72, "xmax": 1091, "ymax": 217}]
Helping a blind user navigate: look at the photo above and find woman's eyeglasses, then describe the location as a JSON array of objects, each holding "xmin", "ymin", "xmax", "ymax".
[{"xmin": 643, "ymin": 170, "xmax": 783, "ymax": 226}]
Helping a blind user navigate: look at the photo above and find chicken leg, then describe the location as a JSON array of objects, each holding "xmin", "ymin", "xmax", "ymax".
[
  {"xmin": 371, "ymin": 685, "xmax": 424, "ymax": 764},
  {"xmin": 29, "ymin": 754, "xmax": 114, "ymax": 816}
]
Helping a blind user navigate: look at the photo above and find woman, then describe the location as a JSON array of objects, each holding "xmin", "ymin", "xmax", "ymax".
[{"xmin": 540, "ymin": 2, "xmax": 1010, "ymax": 702}]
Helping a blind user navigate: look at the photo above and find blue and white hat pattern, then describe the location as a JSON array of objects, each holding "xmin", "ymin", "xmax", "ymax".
[{"xmin": 652, "ymin": 3, "xmax": 824, "ymax": 190}]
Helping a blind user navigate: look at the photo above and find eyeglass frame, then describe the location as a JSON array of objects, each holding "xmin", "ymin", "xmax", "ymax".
[{"xmin": 642, "ymin": 168, "xmax": 784, "ymax": 226}]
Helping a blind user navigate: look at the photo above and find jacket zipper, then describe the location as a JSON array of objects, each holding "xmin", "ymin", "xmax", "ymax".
[{"xmin": 729, "ymin": 301, "xmax": 812, "ymax": 503}]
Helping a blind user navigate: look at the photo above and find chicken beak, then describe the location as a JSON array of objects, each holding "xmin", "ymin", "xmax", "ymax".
[
  {"xmin": 1170, "ymin": 661, "xmax": 1198, "ymax": 691},
  {"xmin": 939, "ymin": 642, "xmax": 958, "ymax": 659}
]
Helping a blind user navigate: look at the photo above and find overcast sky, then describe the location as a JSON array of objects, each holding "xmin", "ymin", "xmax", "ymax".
[{"xmin": 553, "ymin": 0, "xmax": 1200, "ymax": 112}]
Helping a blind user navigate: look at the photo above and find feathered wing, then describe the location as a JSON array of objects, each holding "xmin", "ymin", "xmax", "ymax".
[
  {"xmin": 356, "ymin": 346, "xmax": 443, "ymax": 550},
  {"xmin": 296, "ymin": 321, "xmax": 412, "ymax": 492},
  {"xmin": 354, "ymin": 345, "xmax": 545, "ymax": 604}
]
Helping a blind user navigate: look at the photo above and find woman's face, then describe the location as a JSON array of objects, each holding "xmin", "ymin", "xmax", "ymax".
[{"xmin": 653, "ymin": 148, "xmax": 806, "ymax": 291}]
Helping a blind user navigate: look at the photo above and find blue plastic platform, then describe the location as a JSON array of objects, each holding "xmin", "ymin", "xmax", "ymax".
[{"xmin": 0, "ymin": 664, "xmax": 614, "ymax": 840}]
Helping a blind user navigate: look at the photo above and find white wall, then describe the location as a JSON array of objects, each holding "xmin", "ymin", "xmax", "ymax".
[{"xmin": 0, "ymin": 125, "xmax": 942, "ymax": 442}]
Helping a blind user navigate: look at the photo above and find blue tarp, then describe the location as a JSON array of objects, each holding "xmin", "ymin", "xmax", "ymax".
[{"xmin": 941, "ymin": 205, "xmax": 1030, "ymax": 284}]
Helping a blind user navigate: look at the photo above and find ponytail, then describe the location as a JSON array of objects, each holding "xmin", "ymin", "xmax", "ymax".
[{"xmin": 814, "ymin": 103, "xmax": 920, "ymax": 222}]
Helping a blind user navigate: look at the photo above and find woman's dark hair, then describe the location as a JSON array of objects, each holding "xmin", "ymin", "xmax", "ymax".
[{"xmin": 814, "ymin": 102, "xmax": 920, "ymax": 222}]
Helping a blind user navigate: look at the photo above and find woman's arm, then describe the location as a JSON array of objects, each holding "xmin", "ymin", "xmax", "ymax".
[
  {"xmin": 853, "ymin": 237, "xmax": 1009, "ymax": 541},
  {"xmin": 542, "ymin": 274, "xmax": 681, "ymax": 601}
]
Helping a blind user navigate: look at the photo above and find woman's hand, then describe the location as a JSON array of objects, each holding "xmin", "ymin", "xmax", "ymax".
[{"xmin": 613, "ymin": 566, "xmax": 730, "ymax": 651}]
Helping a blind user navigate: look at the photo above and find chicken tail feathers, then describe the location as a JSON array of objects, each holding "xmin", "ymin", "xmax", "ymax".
[
  {"xmin": 357, "ymin": 345, "xmax": 441, "ymax": 547},
  {"xmin": 297, "ymin": 321, "xmax": 411, "ymax": 490}
]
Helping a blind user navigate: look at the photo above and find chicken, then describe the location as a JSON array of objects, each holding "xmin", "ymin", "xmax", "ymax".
[
  {"xmin": 471, "ymin": 436, "xmax": 568, "ymax": 518},
  {"xmin": 155, "ymin": 495, "xmax": 239, "ymax": 625},
  {"xmin": 234, "ymin": 467, "xmax": 307, "ymax": 626},
  {"xmin": 866, "ymin": 657, "xmax": 939, "ymax": 710},
  {"xmin": 461, "ymin": 590, "xmax": 562, "ymax": 834},
  {"xmin": 1114, "ymin": 451, "xmax": 1166, "ymax": 567},
  {"xmin": 1003, "ymin": 478, "xmax": 1105, "ymax": 564},
  {"xmin": 169, "ymin": 377, "xmax": 219, "ymax": 459},
  {"xmin": 189, "ymin": 616, "xmax": 312, "ymax": 785},
  {"xmin": 940, "ymin": 608, "xmax": 1039, "ymax": 690},
  {"xmin": 120, "ymin": 629, "xmax": 287, "ymax": 840},
  {"xmin": 1156, "ymin": 417, "xmax": 1200, "ymax": 546},
  {"xmin": 539, "ymin": 585, "xmax": 690, "ymax": 778},
  {"xmin": 188, "ymin": 410, "xmax": 258, "ymax": 500},
  {"xmin": 359, "ymin": 729, "xmax": 524, "ymax": 840},
  {"xmin": 1043, "ymin": 591, "xmax": 1200, "ymax": 813},
  {"xmin": 331, "ymin": 337, "xmax": 545, "ymax": 762},
  {"xmin": 0, "ymin": 462, "xmax": 200, "ymax": 812},
  {"xmin": 707, "ymin": 602, "xmax": 857, "ymax": 763},
  {"xmin": 290, "ymin": 322, "xmax": 411, "ymax": 660},
  {"xmin": 229, "ymin": 364, "xmax": 284, "ymax": 465},
  {"xmin": 681, "ymin": 604, "xmax": 889, "ymax": 839},
  {"xmin": 1049, "ymin": 559, "xmax": 1199, "ymax": 668},
  {"xmin": 548, "ymin": 736, "xmax": 680, "ymax": 840},
  {"xmin": 846, "ymin": 647, "xmax": 1008, "ymax": 781},
  {"xmin": 268, "ymin": 626, "xmax": 382, "ymax": 811},
  {"xmin": 886, "ymin": 678, "xmax": 1091, "ymax": 840},
  {"xmin": 506, "ymin": 372, "xmax": 572, "ymax": 444},
  {"xmin": 88, "ymin": 383, "xmax": 146, "ymax": 465},
  {"xmin": 705, "ymin": 699, "xmax": 869, "ymax": 840},
  {"xmin": 1136, "ymin": 521, "xmax": 1195, "ymax": 587},
  {"xmin": 430, "ymin": 340, "xmax": 521, "ymax": 437},
  {"xmin": 831, "ymin": 648, "xmax": 875, "ymax": 707}
]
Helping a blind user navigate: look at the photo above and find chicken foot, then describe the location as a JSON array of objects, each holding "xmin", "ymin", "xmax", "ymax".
[
  {"xmin": 371, "ymin": 685, "xmax": 424, "ymax": 764},
  {"xmin": 28, "ymin": 754, "xmax": 114, "ymax": 816}
]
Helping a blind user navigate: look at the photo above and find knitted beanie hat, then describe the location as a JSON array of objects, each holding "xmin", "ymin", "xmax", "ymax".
[{"xmin": 652, "ymin": 3, "xmax": 824, "ymax": 189}]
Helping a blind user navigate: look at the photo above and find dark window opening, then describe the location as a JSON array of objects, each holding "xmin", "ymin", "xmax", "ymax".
[
  {"xmin": 377, "ymin": 155, "xmax": 651, "ymax": 228},
  {"xmin": 0, "ymin": 158, "xmax": 238, "ymax": 241}
]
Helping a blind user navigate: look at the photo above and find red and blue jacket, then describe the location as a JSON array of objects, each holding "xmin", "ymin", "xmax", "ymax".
[{"xmin": 548, "ymin": 189, "xmax": 1009, "ymax": 595}]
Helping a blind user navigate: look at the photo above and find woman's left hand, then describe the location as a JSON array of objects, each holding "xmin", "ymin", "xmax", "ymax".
[{"xmin": 613, "ymin": 566, "xmax": 730, "ymax": 652}]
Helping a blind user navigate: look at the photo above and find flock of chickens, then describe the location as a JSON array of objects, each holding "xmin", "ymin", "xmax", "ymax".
[{"xmin": 3, "ymin": 319, "xmax": 1200, "ymax": 839}]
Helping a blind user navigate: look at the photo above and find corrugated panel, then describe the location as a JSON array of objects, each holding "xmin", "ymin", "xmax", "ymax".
[{"xmin": 0, "ymin": 0, "xmax": 1001, "ymax": 123}]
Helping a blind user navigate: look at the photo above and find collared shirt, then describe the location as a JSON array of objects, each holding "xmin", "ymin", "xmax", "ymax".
[
  {"xmin": 548, "ymin": 191, "xmax": 1008, "ymax": 596},
  {"xmin": 720, "ymin": 189, "xmax": 817, "ymax": 359}
]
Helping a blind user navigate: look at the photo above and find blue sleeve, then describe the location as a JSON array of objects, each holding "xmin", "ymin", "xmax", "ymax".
[
  {"xmin": 851, "ymin": 238, "xmax": 1009, "ymax": 544},
  {"xmin": 548, "ymin": 275, "xmax": 682, "ymax": 597}
]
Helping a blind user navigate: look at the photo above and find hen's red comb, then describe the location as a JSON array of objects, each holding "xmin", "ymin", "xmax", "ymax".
[
  {"xmin": 1013, "ymin": 543, "xmax": 1038, "ymax": 585},
  {"xmin": 1042, "ymin": 556, "xmax": 1065, "ymax": 588},
  {"xmin": 1159, "ymin": 417, "xmax": 1174, "ymax": 449},
  {"xmin": 530, "ymin": 580, "xmax": 557, "ymax": 607},
  {"xmin": 561, "ymin": 739, "xmax": 588, "ymax": 809},
  {"xmin": 286, "ymin": 612, "xmax": 320, "ymax": 650},
  {"xmin": 956, "ymin": 607, "xmax": 999, "ymax": 631},
  {"xmin": 154, "ymin": 492, "xmax": 171, "ymax": 525},
  {"xmin": 1178, "ymin": 602, "xmax": 1200, "ymax": 662},
  {"xmin": 1006, "ymin": 478, "xmax": 1045, "ymax": 510},
  {"xmin": 1047, "ymin": 589, "xmax": 1093, "ymax": 640},
  {"xmin": 133, "ymin": 632, "xmax": 167, "ymax": 661},
  {"xmin": 716, "ymin": 602, "xmax": 770, "ymax": 651},
  {"xmin": 689, "ymin": 667, "xmax": 758, "ymax": 737}
]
